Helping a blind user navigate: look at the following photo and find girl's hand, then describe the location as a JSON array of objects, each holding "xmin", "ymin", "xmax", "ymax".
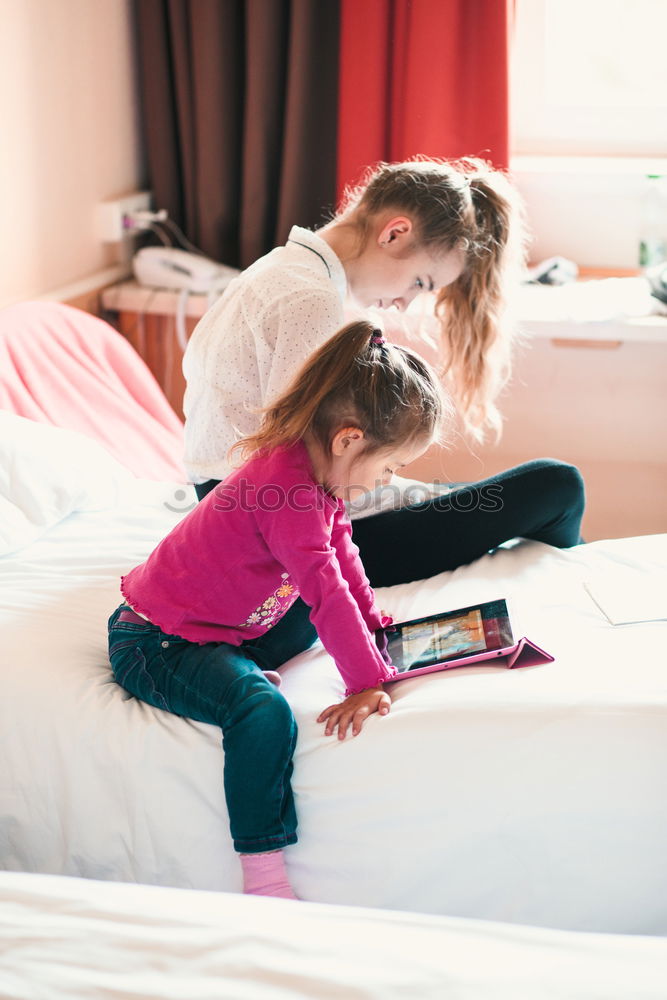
[{"xmin": 317, "ymin": 686, "xmax": 391, "ymax": 740}]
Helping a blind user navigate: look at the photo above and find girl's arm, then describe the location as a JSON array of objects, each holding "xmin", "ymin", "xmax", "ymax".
[
  {"xmin": 329, "ymin": 508, "xmax": 385, "ymax": 629},
  {"xmin": 329, "ymin": 506, "xmax": 393, "ymax": 665},
  {"xmin": 256, "ymin": 492, "xmax": 396, "ymax": 696}
]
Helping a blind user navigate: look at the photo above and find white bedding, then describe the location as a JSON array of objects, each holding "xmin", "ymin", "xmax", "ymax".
[
  {"xmin": 2, "ymin": 871, "xmax": 666, "ymax": 1000},
  {"xmin": 2, "ymin": 452, "xmax": 666, "ymax": 936}
]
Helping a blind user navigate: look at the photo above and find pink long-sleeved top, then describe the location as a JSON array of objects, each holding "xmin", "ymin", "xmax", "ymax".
[{"xmin": 121, "ymin": 440, "xmax": 397, "ymax": 695}]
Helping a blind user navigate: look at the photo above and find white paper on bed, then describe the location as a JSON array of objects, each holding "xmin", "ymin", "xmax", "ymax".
[
  {"xmin": 583, "ymin": 569, "xmax": 667, "ymax": 624},
  {"xmin": 1, "ymin": 471, "xmax": 666, "ymax": 936},
  {"xmin": 2, "ymin": 872, "xmax": 666, "ymax": 1000}
]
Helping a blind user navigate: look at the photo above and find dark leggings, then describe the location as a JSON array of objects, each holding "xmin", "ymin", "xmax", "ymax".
[{"xmin": 194, "ymin": 457, "xmax": 585, "ymax": 588}]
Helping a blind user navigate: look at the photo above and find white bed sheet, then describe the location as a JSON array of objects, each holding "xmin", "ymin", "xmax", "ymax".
[
  {"xmin": 2, "ymin": 871, "xmax": 666, "ymax": 1000},
  {"xmin": 1, "ymin": 479, "xmax": 666, "ymax": 934}
]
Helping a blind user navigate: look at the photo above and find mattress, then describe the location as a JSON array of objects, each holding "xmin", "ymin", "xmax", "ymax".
[
  {"xmin": 1, "ymin": 871, "xmax": 666, "ymax": 1000},
  {"xmin": 2, "ymin": 449, "xmax": 666, "ymax": 935}
]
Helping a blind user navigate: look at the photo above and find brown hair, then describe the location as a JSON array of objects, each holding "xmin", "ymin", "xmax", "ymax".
[
  {"xmin": 232, "ymin": 320, "xmax": 449, "ymax": 464},
  {"xmin": 338, "ymin": 157, "xmax": 528, "ymax": 442}
]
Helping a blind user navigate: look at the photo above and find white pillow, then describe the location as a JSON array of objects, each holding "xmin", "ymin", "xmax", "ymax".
[{"xmin": 0, "ymin": 412, "xmax": 134, "ymax": 556}]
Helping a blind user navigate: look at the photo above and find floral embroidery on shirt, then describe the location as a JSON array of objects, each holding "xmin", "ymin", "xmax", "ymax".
[{"xmin": 238, "ymin": 573, "xmax": 298, "ymax": 629}]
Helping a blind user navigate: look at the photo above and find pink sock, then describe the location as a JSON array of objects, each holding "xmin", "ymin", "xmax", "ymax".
[{"xmin": 240, "ymin": 850, "xmax": 297, "ymax": 900}]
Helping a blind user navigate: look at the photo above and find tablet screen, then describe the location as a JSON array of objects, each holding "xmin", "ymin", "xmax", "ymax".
[{"xmin": 386, "ymin": 599, "xmax": 513, "ymax": 673}]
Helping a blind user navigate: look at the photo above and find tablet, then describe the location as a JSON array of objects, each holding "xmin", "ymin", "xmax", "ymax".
[{"xmin": 385, "ymin": 599, "xmax": 516, "ymax": 677}]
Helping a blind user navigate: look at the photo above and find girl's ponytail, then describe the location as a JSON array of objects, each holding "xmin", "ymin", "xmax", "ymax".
[
  {"xmin": 336, "ymin": 156, "xmax": 528, "ymax": 444},
  {"xmin": 435, "ymin": 163, "xmax": 528, "ymax": 443},
  {"xmin": 232, "ymin": 321, "xmax": 447, "ymax": 463}
]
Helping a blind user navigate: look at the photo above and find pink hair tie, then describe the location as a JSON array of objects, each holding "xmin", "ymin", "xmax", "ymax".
[{"xmin": 371, "ymin": 331, "xmax": 386, "ymax": 346}]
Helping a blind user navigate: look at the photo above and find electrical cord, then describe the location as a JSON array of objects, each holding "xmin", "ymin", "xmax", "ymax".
[
  {"xmin": 143, "ymin": 222, "xmax": 173, "ymax": 248},
  {"xmin": 132, "ymin": 213, "xmax": 235, "ymax": 351},
  {"xmin": 126, "ymin": 208, "xmax": 209, "ymax": 260},
  {"xmin": 148, "ymin": 217, "xmax": 207, "ymax": 257},
  {"xmin": 175, "ymin": 288, "xmax": 190, "ymax": 353}
]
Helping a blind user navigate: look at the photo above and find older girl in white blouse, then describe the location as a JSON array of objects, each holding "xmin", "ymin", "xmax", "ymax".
[{"xmin": 183, "ymin": 157, "xmax": 585, "ymax": 586}]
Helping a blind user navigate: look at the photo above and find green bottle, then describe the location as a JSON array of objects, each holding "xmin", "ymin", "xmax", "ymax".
[{"xmin": 639, "ymin": 174, "xmax": 667, "ymax": 269}]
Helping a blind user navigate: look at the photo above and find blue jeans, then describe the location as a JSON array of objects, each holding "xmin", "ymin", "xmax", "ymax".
[
  {"xmin": 350, "ymin": 458, "xmax": 586, "ymax": 586},
  {"xmin": 107, "ymin": 601, "xmax": 317, "ymax": 853}
]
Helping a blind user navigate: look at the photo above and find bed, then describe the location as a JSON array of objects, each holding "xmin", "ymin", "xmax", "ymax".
[
  {"xmin": 1, "ymin": 302, "xmax": 666, "ymax": 990},
  {"xmin": 2, "ymin": 871, "xmax": 666, "ymax": 1000}
]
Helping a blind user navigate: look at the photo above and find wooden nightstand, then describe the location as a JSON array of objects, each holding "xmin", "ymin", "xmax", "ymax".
[{"xmin": 101, "ymin": 281, "xmax": 210, "ymax": 420}]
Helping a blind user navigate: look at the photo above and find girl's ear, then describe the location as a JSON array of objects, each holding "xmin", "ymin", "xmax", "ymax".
[
  {"xmin": 330, "ymin": 426, "xmax": 365, "ymax": 457},
  {"xmin": 377, "ymin": 215, "xmax": 413, "ymax": 248}
]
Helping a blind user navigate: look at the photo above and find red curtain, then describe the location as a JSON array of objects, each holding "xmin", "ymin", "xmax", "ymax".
[{"xmin": 337, "ymin": 0, "xmax": 511, "ymax": 199}]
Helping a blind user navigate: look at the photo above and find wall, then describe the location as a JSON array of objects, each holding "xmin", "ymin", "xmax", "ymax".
[
  {"xmin": 405, "ymin": 334, "xmax": 667, "ymax": 543},
  {"xmin": 0, "ymin": 0, "xmax": 143, "ymax": 308},
  {"xmin": 383, "ymin": 293, "xmax": 667, "ymax": 542},
  {"xmin": 511, "ymin": 156, "xmax": 667, "ymax": 271}
]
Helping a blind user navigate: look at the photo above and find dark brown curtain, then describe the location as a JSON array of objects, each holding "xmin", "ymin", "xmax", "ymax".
[{"xmin": 133, "ymin": 0, "xmax": 340, "ymax": 269}]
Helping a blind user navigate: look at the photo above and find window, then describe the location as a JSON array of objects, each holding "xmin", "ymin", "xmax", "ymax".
[{"xmin": 511, "ymin": 0, "xmax": 667, "ymax": 157}]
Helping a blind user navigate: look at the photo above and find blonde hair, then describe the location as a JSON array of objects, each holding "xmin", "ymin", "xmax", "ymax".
[
  {"xmin": 338, "ymin": 157, "xmax": 528, "ymax": 443},
  {"xmin": 232, "ymin": 320, "xmax": 448, "ymax": 464}
]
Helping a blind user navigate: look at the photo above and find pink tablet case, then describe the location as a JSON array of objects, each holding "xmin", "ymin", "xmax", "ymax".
[
  {"xmin": 504, "ymin": 637, "xmax": 554, "ymax": 669},
  {"xmin": 385, "ymin": 636, "xmax": 553, "ymax": 684}
]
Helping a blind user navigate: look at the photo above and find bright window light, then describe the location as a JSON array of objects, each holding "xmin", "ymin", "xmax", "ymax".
[{"xmin": 511, "ymin": 0, "xmax": 667, "ymax": 156}]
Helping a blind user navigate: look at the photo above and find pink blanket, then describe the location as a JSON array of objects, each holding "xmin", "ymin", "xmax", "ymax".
[{"xmin": 0, "ymin": 301, "xmax": 186, "ymax": 481}]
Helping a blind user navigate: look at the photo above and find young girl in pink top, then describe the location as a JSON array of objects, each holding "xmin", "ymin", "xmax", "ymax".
[{"xmin": 108, "ymin": 319, "xmax": 445, "ymax": 900}]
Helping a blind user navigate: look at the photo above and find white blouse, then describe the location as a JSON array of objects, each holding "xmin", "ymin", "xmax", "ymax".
[
  {"xmin": 182, "ymin": 225, "xmax": 450, "ymax": 517},
  {"xmin": 182, "ymin": 226, "xmax": 347, "ymax": 484}
]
